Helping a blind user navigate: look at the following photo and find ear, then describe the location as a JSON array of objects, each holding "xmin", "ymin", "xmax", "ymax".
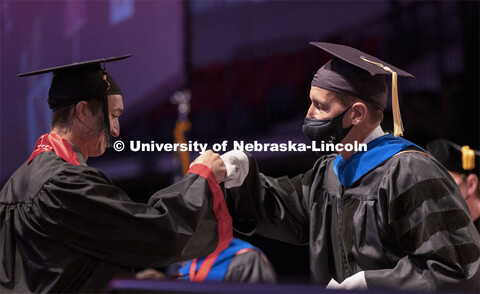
[
  {"xmin": 350, "ymin": 102, "xmax": 367, "ymax": 125},
  {"xmin": 466, "ymin": 174, "xmax": 479, "ymax": 197},
  {"xmin": 75, "ymin": 101, "xmax": 89, "ymax": 123}
]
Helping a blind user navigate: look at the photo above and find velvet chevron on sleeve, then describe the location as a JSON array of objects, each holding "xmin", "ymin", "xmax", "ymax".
[{"xmin": 226, "ymin": 144, "xmax": 480, "ymax": 291}]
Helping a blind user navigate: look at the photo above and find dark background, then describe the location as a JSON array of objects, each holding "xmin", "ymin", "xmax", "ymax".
[{"xmin": 1, "ymin": 0, "xmax": 479, "ymax": 283}]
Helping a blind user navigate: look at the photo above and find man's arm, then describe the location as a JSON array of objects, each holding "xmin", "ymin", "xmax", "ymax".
[
  {"xmin": 224, "ymin": 152, "xmax": 327, "ymax": 245},
  {"xmin": 37, "ymin": 151, "xmax": 232, "ymax": 268}
]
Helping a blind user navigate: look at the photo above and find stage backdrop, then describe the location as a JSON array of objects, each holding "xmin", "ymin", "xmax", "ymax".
[{"xmin": 1, "ymin": 0, "xmax": 186, "ymax": 185}]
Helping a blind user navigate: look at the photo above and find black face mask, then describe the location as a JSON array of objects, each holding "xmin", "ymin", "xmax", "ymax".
[{"xmin": 302, "ymin": 105, "xmax": 353, "ymax": 145}]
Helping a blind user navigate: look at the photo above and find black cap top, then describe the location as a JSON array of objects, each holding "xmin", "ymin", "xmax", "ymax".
[
  {"xmin": 426, "ymin": 139, "xmax": 480, "ymax": 175},
  {"xmin": 18, "ymin": 54, "xmax": 131, "ymax": 110},
  {"xmin": 310, "ymin": 42, "xmax": 414, "ymax": 110},
  {"xmin": 17, "ymin": 55, "xmax": 132, "ymax": 77}
]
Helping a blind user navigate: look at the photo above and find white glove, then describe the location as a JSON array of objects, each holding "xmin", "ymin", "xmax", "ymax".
[
  {"xmin": 326, "ymin": 271, "xmax": 367, "ymax": 290},
  {"xmin": 220, "ymin": 150, "xmax": 249, "ymax": 189}
]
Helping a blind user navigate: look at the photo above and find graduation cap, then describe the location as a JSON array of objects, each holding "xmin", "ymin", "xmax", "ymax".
[
  {"xmin": 426, "ymin": 139, "xmax": 480, "ymax": 176},
  {"xmin": 310, "ymin": 42, "xmax": 414, "ymax": 137},
  {"xmin": 18, "ymin": 54, "xmax": 132, "ymax": 147}
]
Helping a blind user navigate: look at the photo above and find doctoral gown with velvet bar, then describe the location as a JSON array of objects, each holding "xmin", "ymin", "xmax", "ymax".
[
  {"xmin": 0, "ymin": 150, "xmax": 232, "ymax": 293},
  {"xmin": 226, "ymin": 148, "xmax": 480, "ymax": 291}
]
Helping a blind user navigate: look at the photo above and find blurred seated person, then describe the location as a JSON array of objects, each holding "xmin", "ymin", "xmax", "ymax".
[
  {"xmin": 427, "ymin": 139, "xmax": 480, "ymax": 232},
  {"xmin": 136, "ymin": 238, "xmax": 277, "ymax": 283}
]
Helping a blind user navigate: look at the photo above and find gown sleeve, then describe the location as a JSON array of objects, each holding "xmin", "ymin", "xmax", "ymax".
[
  {"xmin": 364, "ymin": 152, "xmax": 480, "ymax": 291},
  {"xmin": 225, "ymin": 152, "xmax": 331, "ymax": 245},
  {"xmin": 35, "ymin": 163, "xmax": 232, "ymax": 268}
]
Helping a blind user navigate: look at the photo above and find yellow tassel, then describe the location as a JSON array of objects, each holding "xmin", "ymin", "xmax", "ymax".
[
  {"xmin": 390, "ymin": 71, "xmax": 403, "ymax": 137},
  {"xmin": 103, "ymin": 74, "xmax": 111, "ymax": 91},
  {"xmin": 461, "ymin": 145, "xmax": 475, "ymax": 170},
  {"xmin": 360, "ymin": 56, "xmax": 404, "ymax": 137}
]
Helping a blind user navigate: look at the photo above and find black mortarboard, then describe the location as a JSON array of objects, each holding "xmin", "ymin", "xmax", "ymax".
[
  {"xmin": 426, "ymin": 139, "xmax": 480, "ymax": 175},
  {"xmin": 310, "ymin": 42, "xmax": 414, "ymax": 137},
  {"xmin": 18, "ymin": 54, "xmax": 132, "ymax": 147}
]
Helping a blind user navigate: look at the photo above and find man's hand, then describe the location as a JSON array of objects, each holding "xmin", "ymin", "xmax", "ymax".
[
  {"xmin": 135, "ymin": 268, "xmax": 166, "ymax": 280},
  {"xmin": 190, "ymin": 150, "xmax": 226, "ymax": 183}
]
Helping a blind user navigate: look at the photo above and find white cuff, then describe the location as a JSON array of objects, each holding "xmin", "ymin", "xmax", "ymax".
[
  {"xmin": 326, "ymin": 278, "xmax": 343, "ymax": 290},
  {"xmin": 326, "ymin": 271, "xmax": 367, "ymax": 290},
  {"xmin": 220, "ymin": 150, "xmax": 249, "ymax": 189},
  {"xmin": 343, "ymin": 271, "xmax": 367, "ymax": 290}
]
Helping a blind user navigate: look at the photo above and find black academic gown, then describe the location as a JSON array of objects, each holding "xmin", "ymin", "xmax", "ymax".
[
  {"xmin": 226, "ymin": 149, "xmax": 480, "ymax": 291},
  {"xmin": 224, "ymin": 250, "xmax": 277, "ymax": 283},
  {"xmin": 1, "ymin": 151, "xmax": 232, "ymax": 293}
]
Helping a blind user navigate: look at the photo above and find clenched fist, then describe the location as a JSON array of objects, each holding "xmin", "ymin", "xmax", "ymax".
[{"xmin": 190, "ymin": 150, "xmax": 226, "ymax": 183}]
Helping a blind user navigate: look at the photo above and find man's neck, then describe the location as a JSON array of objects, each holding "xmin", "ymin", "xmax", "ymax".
[
  {"xmin": 340, "ymin": 125, "xmax": 384, "ymax": 160},
  {"xmin": 467, "ymin": 196, "xmax": 480, "ymax": 222},
  {"xmin": 362, "ymin": 125, "xmax": 384, "ymax": 144},
  {"xmin": 50, "ymin": 129, "xmax": 88, "ymax": 163}
]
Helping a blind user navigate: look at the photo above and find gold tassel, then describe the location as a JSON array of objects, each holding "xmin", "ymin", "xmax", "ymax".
[
  {"xmin": 360, "ymin": 56, "xmax": 404, "ymax": 137},
  {"xmin": 391, "ymin": 71, "xmax": 403, "ymax": 137},
  {"xmin": 461, "ymin": 145, "xmax": 475, "ymax": 170},
  {"xmin": 103, "ymin": 74, "xmax": 111, "ymax": 91}
]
